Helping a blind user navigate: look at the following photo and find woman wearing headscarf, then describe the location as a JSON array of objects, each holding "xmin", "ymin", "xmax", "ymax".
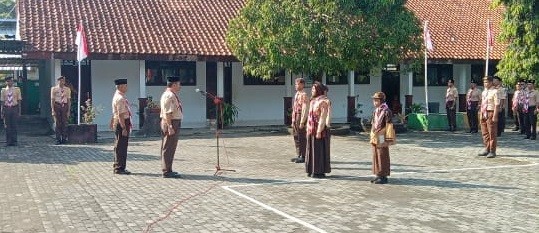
[
  {"xmin": 369, "ymin": 92, "xmax": 392, "ymax": 184},
  {"xmin": 305, "ymin": 82, "xmax": 331, "ymax": 178}
]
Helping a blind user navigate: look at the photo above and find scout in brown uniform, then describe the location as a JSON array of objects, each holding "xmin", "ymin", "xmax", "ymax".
[
  {"xmin": 511, "ymin": 80, "xmax": 525, "ymax": 133},
  {"xmin": 493, "ymin": 76, "xmax": 507, "ymax": 136},
  {"xmin": 478, "ymin": 76, "xmax": 499, "ymax": 158},
  {"xmin": 1, "ymin": 77, "xmax": 22, "ymax": 146},
  {"xmin": 305, "ymin": 82, "xmax": 331, "ymax": 178},
  {"xmin": 111, "ymin": 79, "xmax": 131, "ymax": 175},
  {"xmin": 445, "ymin": 79, "xmax": 458, "ymax": 131},
  {"xmin": 369, "ymin": 92, "xmax": 393, "ymax": 184},
  {"xmin": 160, "ymin": 76, "xmax": 183, "ymax": 178},
  {"xmin": 290, "ymin": 78, "xmax": 309, "ymax": 163},
  {"xmin": 466, "ymin": 80, "xmax": 481, "ymax": 133},
  {"xmin": 523, "ymin": 80, "xmax": 539, "ymax": 140},
  {"xmin": 51, "ymin": 76, "xmax": 71, "ymax": 144}
]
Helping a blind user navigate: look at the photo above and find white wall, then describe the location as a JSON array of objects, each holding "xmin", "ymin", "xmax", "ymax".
[
  {"xmin": 91, "ymin": 60, "xmax": 141, "ymax": 131},
  {"xmin": 406, "ymin": 64, "xmax": 471, "ymax": 114},
  {"xmin": 353, "ymin": 70, "xmax": 382, "ymax": 120}
]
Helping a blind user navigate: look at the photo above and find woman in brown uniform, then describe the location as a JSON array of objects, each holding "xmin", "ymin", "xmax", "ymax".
[
  {"xmin": 369, "ymin": 92, "xmax": 392, "ymax": 184},
  {"xmin": 305, "ymin": 82, "xmax": 331, "ymax": 178}
]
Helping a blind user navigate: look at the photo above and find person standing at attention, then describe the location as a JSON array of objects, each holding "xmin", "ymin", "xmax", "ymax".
[
  {"xmin": 511, "ymin": 80, "xmax": 525, "ymax": 133},
  {"xmin": 466, "ymin": 80, "xmax": 481, "ymax": 133},
  {"xmin": 290, "ymin": 78, "xmax": 309, "ymax": 163},
  {"xmin": 160, "ymin": 76, "xmax": 183, "ymax": 178},
  {"xmin": 51, "ymin": 76, "xmax": 71, "ymax": 144},
  {"xmin": 369, "ymin": 92, "xmax": 393, "ymax": 184},
  {"xmin": 111, "ymin": 78, "xmax": 132, "ymax": 175},
  {"xmin": 478, "ymin": 76, "xmax": 499, "ymax": 158},
  {"xmin": 522, "ymin": 80, "xmax": 538, "ymax": 140},
  {"xmin": 1, "ymin": 76, "xmax": 22, "ymax": 146},
  {"xmin": 445, "ymin": 79, "xmax": 458, "ymax": 132},
  {"xmin": 493, "ymin": 76, "xmax": 507, "ymax": 136},
  {"xmin": 305, "ymin": 82, "xmax": 331, "ymax": 178}
]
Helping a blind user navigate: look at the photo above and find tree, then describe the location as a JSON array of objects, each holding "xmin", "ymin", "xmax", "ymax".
[
  {"xmin": 492, "ymin": 0, "xmax": 539, "ymax": 83},
  {"xmin": 0, "ymin": 0, "xmax": 15, "ymax": 19},
  {"xmin": 226, "ymin": 0, "xmax": 422, "ymax": 79}
]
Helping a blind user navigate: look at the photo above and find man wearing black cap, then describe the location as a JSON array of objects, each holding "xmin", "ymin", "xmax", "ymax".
[
  {"xmin": 51, "ymin": 76, "xmax": 71, "ymax": 144},
  {"xmin": 445, "ymin": 79, "xmax": 458, "ymax": 131},
  {"xmin": 522, "ymin": 80, "xmax": 538, "ymax": 140},
  {"xmin": 493, "ymin": 76, "xmax": 507, "ymax": 136},
  {"xmin": 466, "ymin": 79, "xmax": 481, "ymax": 133},
  {"xmin": 1, "ymin": 76, "xmax": 22, "ymax": 146},
  {"xmin": 111, "ymin": 78, "xmax": 131, "ymax": 175},
  {"xmin": 160, "ymin": 76, "xmax": 182, "ymax": 178}
]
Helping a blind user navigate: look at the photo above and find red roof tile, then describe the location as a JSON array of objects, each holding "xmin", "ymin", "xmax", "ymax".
[
  {"xmin": 406, "ymin": 0, "xmax": 506, "ymax": 60},
  {"xmin": 19, "ymin": 0, "xmax": 505, "ymax": 61},
  {"xmin": 18, "ymin": 0, "xmax": 246, "ymax": 60}
]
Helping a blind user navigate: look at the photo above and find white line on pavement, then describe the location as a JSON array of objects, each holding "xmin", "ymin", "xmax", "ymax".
[{"xmin": 222, "ymin": 185, "xmax": 328, "ymax": 233}]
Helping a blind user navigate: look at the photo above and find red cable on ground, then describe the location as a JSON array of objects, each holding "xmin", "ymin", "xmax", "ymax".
[{"xmin": 142, "ymin": 177, "xmax": 225, "ymax": 233}]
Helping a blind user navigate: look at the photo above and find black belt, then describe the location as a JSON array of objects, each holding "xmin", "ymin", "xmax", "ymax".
[{"xmin": 3, "ymin": 105, "xmax": 18, "ymax": 108}]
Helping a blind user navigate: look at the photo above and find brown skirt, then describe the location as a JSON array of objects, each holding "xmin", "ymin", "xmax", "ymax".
[{"xmin": 305, "ymin": 129, "xmax": 331, "ymax": 175}]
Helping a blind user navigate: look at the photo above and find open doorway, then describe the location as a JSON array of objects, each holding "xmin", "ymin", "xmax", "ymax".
[{"xmin": 381, "ymin": 70, "xmax": 401, "ymax": 115}]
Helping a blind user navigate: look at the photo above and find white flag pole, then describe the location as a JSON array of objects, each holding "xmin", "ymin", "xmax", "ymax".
[
  {"xmin": 424, "ymin": 21, "xmax": 430, "ymax": 115},
  {"xmin": 485, "ymin": 19, "xmax": 490, "ymax": 76},
  {"xmin": 77, "ymin": 60, "xmax": 81, "ymax": 125}
]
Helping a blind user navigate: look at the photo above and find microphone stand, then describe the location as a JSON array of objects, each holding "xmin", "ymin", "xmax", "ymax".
[{"xmin": 197, "ymin": 90, "xmax": 236, "ymax": 176}]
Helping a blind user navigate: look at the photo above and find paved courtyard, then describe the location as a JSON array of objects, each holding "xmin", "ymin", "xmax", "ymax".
[{"xmin": 1, "ymin": 128, "xmax": 538, "ymax": 233}]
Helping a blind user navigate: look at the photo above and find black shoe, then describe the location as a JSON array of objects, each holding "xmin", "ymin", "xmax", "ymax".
[
  {"xmin": 525, "ymin": 136, "xmax": 530, "ymax": 139},
  {"xmin": 311, "ymin": 173, "xmax": 325, "ymax": 178},
  {"xmin": 55, "ymin": 140, "xmax": 62, "ymax": 145},
  {"xmin": 512, "ymin": 128, "xmax": 519, "ymax": 131},
  {"xmin": 307, "ymin": 173, "xmax": 312, "ymax": 177},
  {"xmin": 478, "ymin": 150, "xmax": 489, "ymax": 156},
  {"xmin": 163, "ymin": 172, "xmax": 181, "ymax": 178},
  {"xmin": 291, "ymin": 156, "xmax": 299, "ymax": 162},
  {"xmin": 373, "ymin": 177, "xmax": 388, "ymax": 184},
  {"xmin": 531, "ymin": 136, "xmax": 536, "ymax": 140},
  {"xmin": 114, "ymin": 170, "xmax": 131, "ymax": 175},
  {"xmin": 61, "ymin": 139, "xmax": 67, "ymax": 144},
  {"xmin": 370, "ymin": 176, "xmax": 380, "ymax": 183},
  {"xmin": 295, "ymin": 156, "xmax": 305, "ymax": 163},
  {"xmin": 486, "ymin": 152, "xmax": 496, "ymax": 158}
]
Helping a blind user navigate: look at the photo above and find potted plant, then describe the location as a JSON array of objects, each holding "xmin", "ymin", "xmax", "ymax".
[
  {"xmin": 145, "ymin": 96, "xmax": 160, "ymax": 113},
  {"xmin": 139, "ymin": 96, "xmax": 162, "ymax": 136},
  {"xmin": 350, "ymin": 102, "xmax": 365, "ymax": 132},
  {"xmin": 67, "ymin": 98, "xmax": 101, "ymax": 144},
  {"xmin": 218, "ymin": 102, "xmax": 239, "ymax": 128}
]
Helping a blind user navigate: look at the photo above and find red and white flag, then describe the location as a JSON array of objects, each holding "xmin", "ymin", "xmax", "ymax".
[
  {"xmin": 423, "ymin": 21, "xmax": 434, "ymax": 52},
  {"xmin": 75, "ymin": 22, "xmax": 89, "ymax": 61},
  {"xmin": 487, "ymin": 19, "xmax": 494, "ymax": 51}
]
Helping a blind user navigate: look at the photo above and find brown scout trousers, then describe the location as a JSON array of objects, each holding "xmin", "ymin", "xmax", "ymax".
[
  {"xmin": 480, "ymin": 111, "xmax": 498, "ymax": 153},
  {"xmin": 53, "ymin": 102, "xmax": 69, "ymax": 141},
  {"xmin": 161, "ymin": 119, "xmax": 181, "ymax": 174}
]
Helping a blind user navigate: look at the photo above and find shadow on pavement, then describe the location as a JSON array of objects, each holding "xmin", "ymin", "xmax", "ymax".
[{"xmin": 389, "ymin": 177, "xmax": 519, "ymax": 190}]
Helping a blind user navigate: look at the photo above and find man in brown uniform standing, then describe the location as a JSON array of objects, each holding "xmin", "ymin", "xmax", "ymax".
[
  {"xmin": 445, "ymin": 79, "xmax": 458, "ymax": 132},
  {"xmin": 51, "ymin": 76, "xmax": 71, "ymax": 144},
  {"xmin": 1, "ymin": 77, "xmax": 22, "ymax": 146},
  {"xmin": 493, "ymin": 76, "xmax": 507, "ymax": 136},
  {"xmin": 160, "ymin": 76, "xmax": 182, "ymax": 178},
  {"xmin": 466, "ymin": 80, "xmax": 481, "ymax": 133},
  {"xmin": 523, "ymin": 80, "xmax": 538, "ymax": 140},
  {"xmin": 478, "ymin": 76, "xmax": 499, "ymax": 158},
  {"xmin": 111, "ymin": 78, "xmax": 131, "ymax": 175},
  {"xmin": 291, "ymin": 78, "xmax": 309, "ymax": 163}
]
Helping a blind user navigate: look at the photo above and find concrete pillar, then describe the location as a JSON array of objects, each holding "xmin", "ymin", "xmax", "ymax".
[{"xmin": 217, "ymin": 62, "xmax": 224, "ymax": 97}]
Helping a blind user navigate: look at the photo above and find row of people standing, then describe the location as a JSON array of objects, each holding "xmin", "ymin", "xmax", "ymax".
[
  {"xmin": 464, "ymin": 77, "xmax": 507, "ymax": 136},
  {"xmin": 109, "ymin": 76, "xmax": 183, "ymax": 177},
  {"xmin": 289, "ymin": 78, "xmax": 393, "ymax": 183},
  {"xmin": 290, "ymin": 79, "xmax": 332, "ymax": 178},
  {"xmin": 512, "ymin": 79, "xmax": 538, "ymax": 140}
]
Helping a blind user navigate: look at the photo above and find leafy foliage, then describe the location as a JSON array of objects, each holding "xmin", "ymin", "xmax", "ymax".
[
  {"xmin": 0, "ymin": 0, "xmax": 15, "ymax": 19},
  {"xmin": 491, "ymin": 0, "xmax": 539, "ymax": 84},
  {"xmin": 226, "ymin": 0, "xmax": 422, "ymax": 79}
]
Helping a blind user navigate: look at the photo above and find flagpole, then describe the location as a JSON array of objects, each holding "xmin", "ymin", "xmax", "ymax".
[
  {"xmin": 424, "ymin": 21, "xmax": 430, "ymax": 116},
  {"xmin": 485, "ymin": 19, "xmax": 490, "ymax": 76},
  {"xmin": 77, "ymin": 60, "xmax": 81, "ymax": 125}
]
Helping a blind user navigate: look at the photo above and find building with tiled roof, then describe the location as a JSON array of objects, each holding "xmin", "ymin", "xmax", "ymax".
[{"xmin": 6, "ymin": 0, "xmax": 509, "ymax": 131}]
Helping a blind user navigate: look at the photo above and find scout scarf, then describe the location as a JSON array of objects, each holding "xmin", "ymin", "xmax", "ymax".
[{"xmin": 373, "ymin": 103, "xmax": 389, "ymax": 132}]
